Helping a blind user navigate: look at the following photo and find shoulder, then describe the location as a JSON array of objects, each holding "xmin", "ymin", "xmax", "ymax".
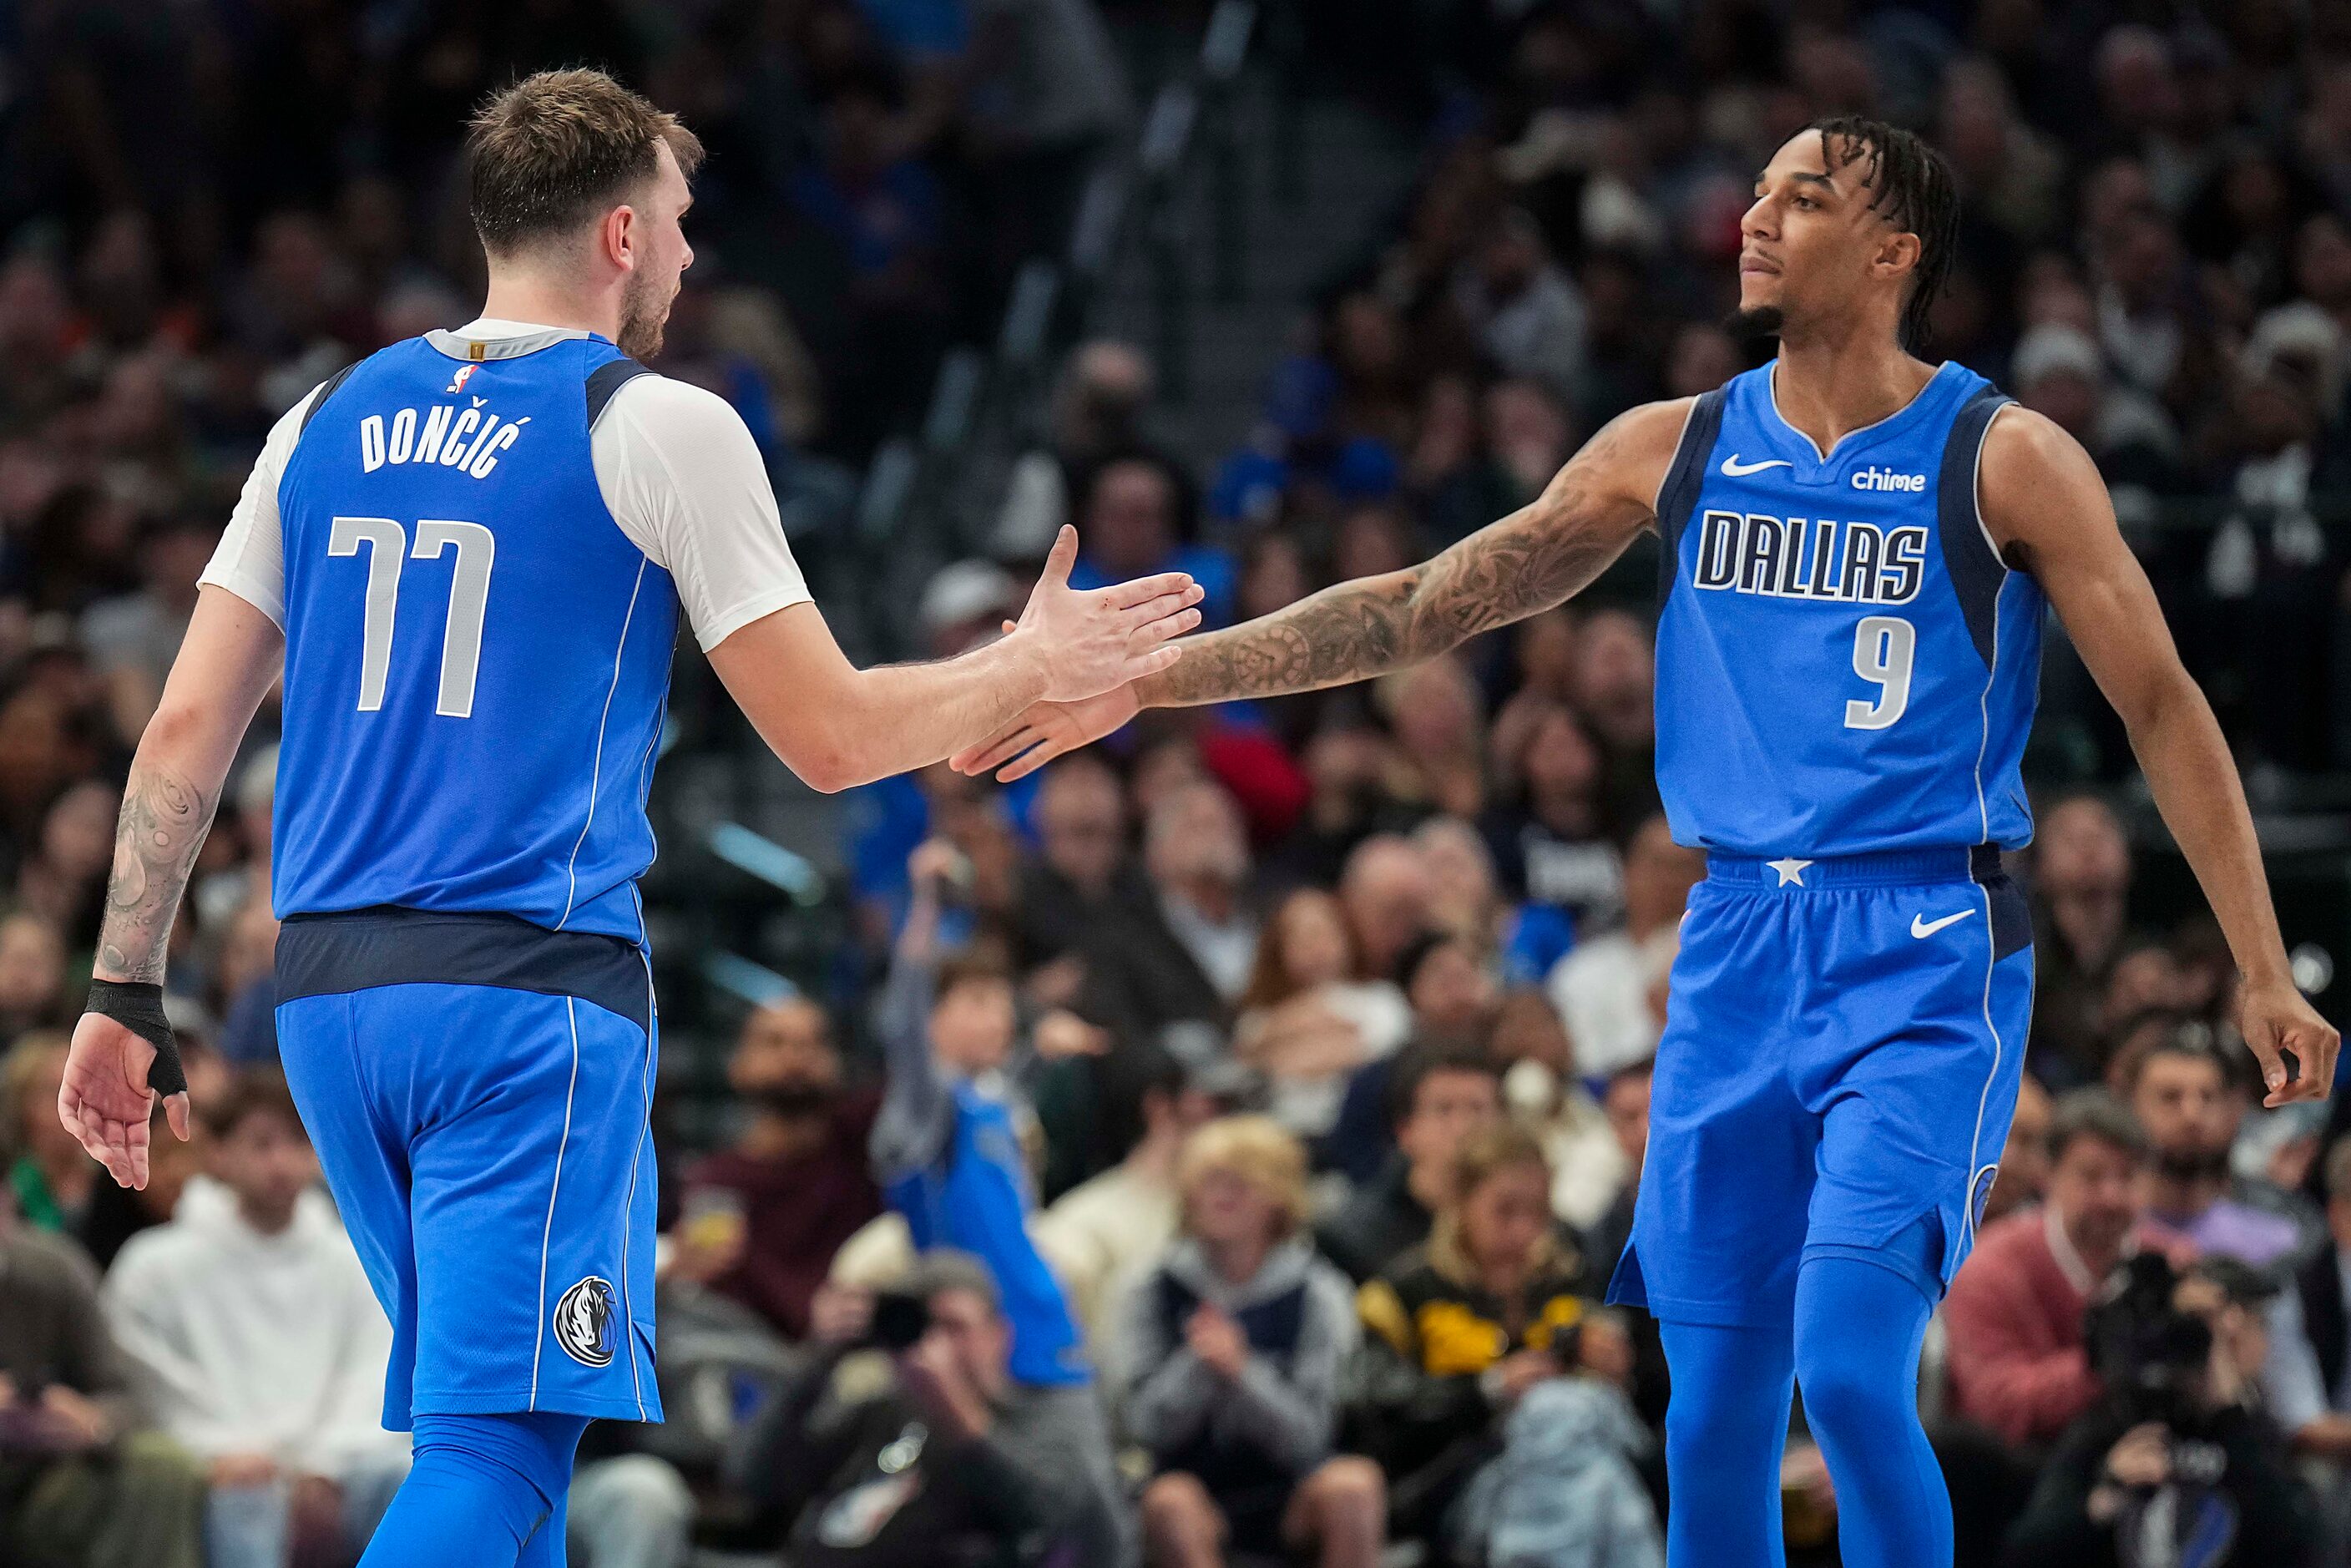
[
  {"xmin": 7, "ymin": 1227, "xmax": 102, "ymax": 1297},
  {"xmin": 101, "ymin": 1222, "xmax": 195, "ymax": 1287},
  {"xmin": 599, "ymin": 371, "xmax": 755, "ymax": 447},
  {"xmin": 1976, "ymin": 402, "xmax": 2103, "ymax": 519},
  {"xmin": 1578, "ymin": 396, "xmax": 1702, "ymax": 504}
]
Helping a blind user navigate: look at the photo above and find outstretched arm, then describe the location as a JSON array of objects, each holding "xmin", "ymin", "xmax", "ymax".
[
  {"xmin": 709, "ymin": 524, "xmax": 1200, "ymax": 792},
  {"xmin": 954, "ymin": 398, "xmax": 1690, "ymax": 779},
  {"xmin": 65, "ymin": 586, "xmax": 284, "ymax": 1186},
  {"xmin": 1983, "ymin": 407, "xmax": 2338, "ymax": 1105}
]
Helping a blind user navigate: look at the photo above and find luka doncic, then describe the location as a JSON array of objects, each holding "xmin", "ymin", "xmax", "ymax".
[
  {"xmin": 58, "ymin": 69, "xmax": 1201, "ymax": 1566},
  {"xmin": 948, "ymin": 116, "xmax": 2339, "ymax": 1568}
]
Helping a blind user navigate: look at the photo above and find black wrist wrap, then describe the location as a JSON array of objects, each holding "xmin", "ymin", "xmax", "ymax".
[{"xmin": 86, "ymin": 979, "xmax": 185, "ymax": 1097}]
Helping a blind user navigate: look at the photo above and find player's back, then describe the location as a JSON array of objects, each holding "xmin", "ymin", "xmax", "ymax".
[
  {"xmin": 1651, "ymin": 360, "xmax": 2044, "ymax": 857},
  {"xmin": 273, "ymin": 329, "xmax": 677, "ymax": 940}
]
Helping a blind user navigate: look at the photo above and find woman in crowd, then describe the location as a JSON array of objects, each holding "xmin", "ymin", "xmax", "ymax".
[
  {"xmin": 1119, "ymin": 1115, "xmax": 1386, "ymax": 1568},
  {"xmin": 1352, "ymin": 1123, "xmax": 1660, "ymax": 1565},
  {"xmin": 1235, "ymin": 891, "xmax": 1413, "ymax": 1141}
]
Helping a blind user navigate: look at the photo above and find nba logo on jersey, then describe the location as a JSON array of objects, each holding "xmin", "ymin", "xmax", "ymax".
[{"xmin": 446, "ymin": 362, "xmax": 478, "ymax": 396}]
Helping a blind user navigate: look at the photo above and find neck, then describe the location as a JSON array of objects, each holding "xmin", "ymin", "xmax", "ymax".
[
  {"xmin": 2147, "ymin": 1171, "xmax": 2223, "ymax": 1219},
  {"xmin": 1478, "ymin": 1257, "xmax": 1530, "ymax": 1299},
  {"xmin": 1767, "ymin": 325, "xmax": 1934, "ymax": 455},
  {"xmin": 1128, "ymin": 1125, "xmax": 1184, "ymax": 1180},
  {"xmin": 1205, "ymin": 1232, "xmax": 1271, "ymax": 1284},
  {"xmin": 239, "ymin": 1199, "xmax": 297, "ymax": 1237},
  {"xmin": 2067, "ymin": 1227, "xmax": 2121, "ymax": 1282},
  {"xmin": 741, "ymin": 1109, "xmax": 826, "ymax": 1160},
  {"xmin": 1173, "ymin": 878, "xmax": 1235, "ymax": 923},
  {"xmin": 2050, "ymin": 895, "xmax": 2123, "ymax": 965},
  {"xmin": 478, "ymin": 270, "xmax": 619, "ymax": 344}
]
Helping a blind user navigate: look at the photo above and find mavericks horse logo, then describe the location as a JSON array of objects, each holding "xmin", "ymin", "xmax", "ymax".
[{"xmin": 554, "ymin": 1276, "xmax": 618, "ymax": 1368}]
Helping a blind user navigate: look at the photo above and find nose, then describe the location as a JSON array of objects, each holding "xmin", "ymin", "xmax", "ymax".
[{"xmin": 1740, "ymin": 192, "xmax": 1776, "ymax": 242}]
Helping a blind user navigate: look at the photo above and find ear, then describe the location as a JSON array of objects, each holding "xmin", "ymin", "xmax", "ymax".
[
  {"xmin": 1878, "ymin": 230, "xmax": 1923, "ymax": 283},
  {"xmin": 601, "ymin": 203, "xmax": 639, "ymax": 275}
]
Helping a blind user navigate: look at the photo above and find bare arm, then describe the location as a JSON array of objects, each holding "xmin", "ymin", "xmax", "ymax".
[
  {"xmin": 65, "ymin": 586, "xmax": 283, "ymax": 1186},
  {"xmin": 953, "ymin": 400, "xmax": 1690, "ymax": 780},
  {"xmin": 1983, "ymin": 407, "xmax": 2338, "ymax": 1105},
  {"xmin": 1138, "ymin": 402, "xmax": 1684, "ymax": 707},
  {"xmin": 708, "ymin": 525, "xmax": 1200, "ymax": 792}
]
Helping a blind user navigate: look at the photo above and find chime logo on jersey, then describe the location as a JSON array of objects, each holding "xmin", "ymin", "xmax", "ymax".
[
  {"xmin": 1690, "ymin": 509, "xmax": 1930, "ymax": 604},
  {"xmin": 554, "ymin": 1275, "xmax": 618, "ymax": 1367}
]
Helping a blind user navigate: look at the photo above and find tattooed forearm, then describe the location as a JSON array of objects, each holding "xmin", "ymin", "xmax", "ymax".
[
  {"xmin": 95, "ymin": 759, "xmax": 220, "ymax": 983},
  {"xmin": 1136, "ymin": 432, "xmax": 1653, "ymax": 710}
]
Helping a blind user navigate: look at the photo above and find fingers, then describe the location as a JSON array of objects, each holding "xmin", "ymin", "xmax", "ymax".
[
  {"xmin": 1039, "ymin": 524, "xmax": 1079, "ymax": 590},
  {"xmin": 1104, "ymin": 572, "xmax": 1200, "ymax": 611},
  {"xmin": 958, "ymin": 725, "xmax": 1041, "ymax": 776},
  {"xmin": 2247, "ymin": 1028, "xmax": 2292, "ymax": 1105},
  {"xmin": 124, "ymin": 1113, "xmax": 151, "ymax": 1191},
  {"xmin": 1119, "ymin": 643, "xmax": 1186, "ymax": 680},
  {"xmin": 164, "ymin": 1091, "xmax": 191, "ymax": 1142},
  {"xmin": 1120, "ymin": 592, "xmax": 1204, "ymax": 638},
  {"xmin": 995, "ymin": 733, "xmax": 1071, "ymax": 783},
  {"xmin": 2310, "ymin": 1026, "xmax": 2342, "ymax": 1102}
]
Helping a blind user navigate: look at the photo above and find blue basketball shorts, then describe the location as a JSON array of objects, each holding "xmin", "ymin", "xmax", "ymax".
[
  {"xmin": 273, "ymin": 908, "xmax": 664, "ymax": 1428},
  {"xmin": 1607, "ymin": 844, "xmax": 2034, "ymax": 1328}
]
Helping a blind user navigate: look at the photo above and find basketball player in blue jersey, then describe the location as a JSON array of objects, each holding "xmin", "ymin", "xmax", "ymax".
[
  {"xmin": 953, "ymin": 116, "xmax": 2342, "ymax": 1565},
  {"xmin": 53, "ymin": 70, "xmax": 1201, "ymax": 1567}
]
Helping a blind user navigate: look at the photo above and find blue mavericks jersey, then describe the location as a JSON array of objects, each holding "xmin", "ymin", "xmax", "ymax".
[
  {"xmin": 1651, "ymin": 361, "xmax": 2044, "ymax": 857},
  {"xmin": 272, "ymin": 331, "xmax": 678, "ymax": 940}
]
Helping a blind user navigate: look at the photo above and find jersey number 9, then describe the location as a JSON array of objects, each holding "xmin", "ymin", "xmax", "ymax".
[
  {"xmin": 1844, "ymin": 615, "xmax": 1915, "ymax": 731},
  {"xmin": 328, "ymin": 516, "xmax": 497, "ymax": 719}
]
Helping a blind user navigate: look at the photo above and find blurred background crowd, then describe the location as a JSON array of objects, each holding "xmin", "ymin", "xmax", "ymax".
[{"xmin": 6, "ymin": 1, "xmax": 2351, "ymax": 1567}]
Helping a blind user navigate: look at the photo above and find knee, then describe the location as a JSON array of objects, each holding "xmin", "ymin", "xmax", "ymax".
[
  {"xmin": 1792, "ymin": 1344, "xmax": 1904, "ymax": 1440},
  {"xmin": 1303, "ymin": 1457, "xmax": 1384, "ymax": 1516},
  {"xmin": 1140, "ymin": 1472, "xmax": 1218, "ymax": 1535}
]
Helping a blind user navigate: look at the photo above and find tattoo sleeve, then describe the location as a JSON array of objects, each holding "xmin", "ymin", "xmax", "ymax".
[
  {"xmin": 1135, "ymin": 417, "xmax": 1658, "ymax": 709},
  {"xmin": 96, "ymin": 758, "xmax": 220, "ymax": 983}
]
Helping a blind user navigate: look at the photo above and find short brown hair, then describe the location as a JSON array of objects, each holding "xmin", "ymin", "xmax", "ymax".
[
  {"xmin": 467, "ymin": 70, "xmax": 704, "ymax": 256},
  {"xmin": 203, "ymin": 1067, "xmax": 306, "ymax": 1144}
]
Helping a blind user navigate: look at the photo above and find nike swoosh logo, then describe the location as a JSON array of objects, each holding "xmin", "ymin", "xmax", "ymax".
[
  {"xmin": 1720, "ymin": 453, "xmax": 1793, "ymax": 477},
  {"xmin": 1911, "ymin": 909, "xmax": 1977, "ymax": 938}
]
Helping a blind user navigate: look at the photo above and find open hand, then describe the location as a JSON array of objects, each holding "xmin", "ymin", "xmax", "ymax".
[
  {"xmin": 1010, "ymin": 525, "xmax": 1201, "ymax": 704},
  {"xmin": 59, "ymin": 1010, "xmax": 189, "ymax": 1191},
  {"xmin": 2239, "ymin": 977, "xmax": 2338, "ymax": 1107},
  {"xmin": 950, "ymin": 685, "xmax": 1140, "ymax": 783}
]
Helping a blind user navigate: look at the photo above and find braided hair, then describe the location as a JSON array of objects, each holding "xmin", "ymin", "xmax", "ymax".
[{"xmin": 1807, "ymin": 114, "xmax": 1959, "ymax": 354}]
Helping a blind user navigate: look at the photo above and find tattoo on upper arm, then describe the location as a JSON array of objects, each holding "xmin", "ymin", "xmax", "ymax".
[
  {"xmin": 1141, "ymin": 428, "xmax": 1645, "ymax": 708},
  {"xmin": 97, "ymin": 761, "xmax": 220, "ymax": 983}
]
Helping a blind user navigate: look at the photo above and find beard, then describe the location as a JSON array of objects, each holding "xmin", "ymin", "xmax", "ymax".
[
  {"xmin": 1726, "ymin": 305, "xmax": 1785, "ymax": 343},
  {"xmin": 617, "ymin": 271, "xmax": 670, "ymax": 361},
  {"xmin": 750, "ymin": 1081, "xmax": 836, "ymax": 1118},
  {"xmin": 2153, "ymin": 1144, "xmax": 2231, "ymax": 1185}
]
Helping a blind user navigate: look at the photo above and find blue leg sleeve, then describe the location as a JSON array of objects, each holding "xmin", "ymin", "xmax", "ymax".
[
  {"xmin": 1792, "ymin": 1249, "xmax": 1952, "ymax": 1568},
  {"xmin": 1656, "ymin": 1316, "xmax": 1795, "ymax": 1568},
  {"xmin": 358, "ymin": 1413, "xmax": 589, "ymax": 1568}
]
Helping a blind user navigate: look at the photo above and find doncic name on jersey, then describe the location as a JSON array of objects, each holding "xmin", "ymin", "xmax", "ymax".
[{"xmin": 353, "ymin": 361, "xmax": 530, "ymax": 480}]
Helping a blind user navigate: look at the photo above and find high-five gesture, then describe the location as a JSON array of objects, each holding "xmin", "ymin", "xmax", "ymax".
[{"xmin": 1008, "ymin": 524, "xmax": 1201, "ymax": 702}]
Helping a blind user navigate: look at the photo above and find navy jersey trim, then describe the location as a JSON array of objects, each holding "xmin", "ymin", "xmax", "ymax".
[
  {"xmin": 1935, "ymin": 389, "xmax": 2012, "ymax": 670},
  {"xmin": 585, "ymin": 358, "xmax": 654, "ymax": 430},
  {"xmin": 276, "ymin": 907, "xmax": 653, "ymax": 1033},
  {"xmin": 1654, "ymin": 389, "xmax": 1727, "ymax": 606},
  {"xmin": 298, "ymin": 361, "xmax": 364, "ymax": 437}
]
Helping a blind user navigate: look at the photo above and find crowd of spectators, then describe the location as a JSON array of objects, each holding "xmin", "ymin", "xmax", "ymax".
[{"xmin": 5, "ymin": 2, "xmax": 2351, "ymax": 1568}]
